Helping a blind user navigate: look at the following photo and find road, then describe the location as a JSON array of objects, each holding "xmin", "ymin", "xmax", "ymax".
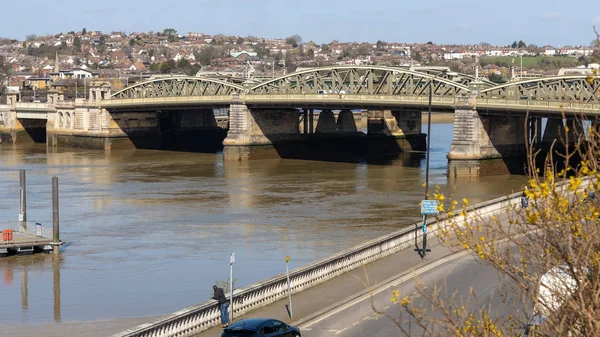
[{"xmin": 299, "ymin": 251, "xmax": 519, "ymax": 337}]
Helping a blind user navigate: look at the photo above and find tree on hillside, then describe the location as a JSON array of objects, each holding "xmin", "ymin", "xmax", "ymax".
[
  {"xmin": 376, "ymin": 40, "xmax": 387, "ymax": 51},
  {"xmin": 73, "ymin": 36, "xmax": 81, "ymax": 52},
  {"xmin": 0, "ymin": 56, "xmax": 10, "ymax": 102},
  {"xmin": 196, "ymin": 46, "xmax": 219, "ymax": 66},
  {"xmin": 274, "ymin": 51, "xmax": 283, "ymax": 61},
  {"xmin": 236, "ymin": 37, "xmax": 245, "ymax": 45},
  {"xmin": 518, "ymin": 40, "xmax": 527, "ymax": 48},
  {"xmin": 285, "ymin": 35, "xmax": 302, "ymax": 48},
  {"xmin": 82, "ymin": 28, "xmax": 87, "ymax": 35},
  {"xmin": 26, "ymin": 34, "xmax": 37, "ymax": 41},
  {"xmin": 371, "ymin": 94, "xmax": 600, "ymax": 336},
  {"xmin": 511, "ymin": 40, "xmax": 518, "ymax": 48}
]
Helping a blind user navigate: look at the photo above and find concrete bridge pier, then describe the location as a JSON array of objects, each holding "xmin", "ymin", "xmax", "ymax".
[
  {"xmin": 447, "ymin": 106, "xmax": 528, "ymax": 177},
  {"xmin": 366, "ymin": 109, "xmax": 426, "ymax": 154},
  {"xmin": 223, "ymin": 97, "xmax": 300, "ymax": 161}
]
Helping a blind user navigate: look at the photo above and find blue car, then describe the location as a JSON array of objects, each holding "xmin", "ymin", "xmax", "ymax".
[{"xmin": 221, "ymin": 318, "xmax": 301, "ymax": 337}]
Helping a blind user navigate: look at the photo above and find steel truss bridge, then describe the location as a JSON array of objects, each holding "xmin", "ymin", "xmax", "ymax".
[{"xmin": 103, "ymin": 66, "xmax": 600, "ymax": 115}]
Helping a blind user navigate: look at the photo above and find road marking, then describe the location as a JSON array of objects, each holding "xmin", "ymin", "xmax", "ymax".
[
  {"xmin": 383, "ymin": 305, "xmax": 390, "ymax": 310},
  {"xmin": 300, "ymin": 250, "xmax": 469, "ymax": 329},
  {"xmin": 335, "ymin": 328, "xmax": 348, "ymax": 335},
  {"xmin": 303, "ymin": 328, "xmax": 313, "ymax": 331},
  {"xmin": 353, "ymin": 321, "xmax": 360, "ymax": 325}
]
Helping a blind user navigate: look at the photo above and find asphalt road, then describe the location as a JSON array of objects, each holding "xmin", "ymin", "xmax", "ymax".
[{"xmin": 299, "ymin": 251, "xmax": 521, "ymax": 337}]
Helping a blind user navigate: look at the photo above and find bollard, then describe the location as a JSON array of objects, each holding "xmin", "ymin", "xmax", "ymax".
[
  {"xmin": 52, "ymin": 176, "xmax": 60, "ymax": 255},
  {"xmin": 19, "ymin": 169, "xmax": 27, "ymax": 230}
]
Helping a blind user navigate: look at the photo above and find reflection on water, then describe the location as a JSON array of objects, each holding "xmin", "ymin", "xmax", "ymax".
[{"xmin": 0, "ymin": 123, "xmax": 528, "ymax": 325}]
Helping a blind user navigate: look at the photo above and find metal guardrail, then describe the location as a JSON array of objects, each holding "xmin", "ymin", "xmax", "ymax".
[
  {"xmin": 111, "ymin": 188, "xmax": 537, "ymax": 337},
  {"xmin": 3, "ymin": 221, "xmax": 53, "ymax": 245}
]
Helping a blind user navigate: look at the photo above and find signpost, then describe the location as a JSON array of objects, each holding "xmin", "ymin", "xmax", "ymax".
[
  {"xmin": 285, "ymin": 256, "xmax": 293, "ymax": 319},
  {"xmin": 229, "ymin": 252, "xmax": 235, "ymax": 322},
  {"xmin": 417, "ymin": 199, "xmax": 438, "ymax": 259},
  {"xmin": 421, "ymin": 200, "xmax": 439, "ymax": 216}
]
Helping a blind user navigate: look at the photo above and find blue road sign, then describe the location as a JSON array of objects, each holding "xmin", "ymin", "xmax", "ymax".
[{"xmin": 421, "ymin": 200, "xmax": 439, "ymax": 215}]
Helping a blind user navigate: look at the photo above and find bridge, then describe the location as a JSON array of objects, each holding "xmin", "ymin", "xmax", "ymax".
[{"xmin": 1, "ymin": 66, "xmax": 599, "ymax": 176}]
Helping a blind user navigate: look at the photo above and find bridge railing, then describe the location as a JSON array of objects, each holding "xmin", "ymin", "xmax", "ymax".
[
  {"xmin": 478, "ymin": 98, "xmax": 600, "ymax": 113},
  {"xmin": 3, "ymin": 221, "xmax": 54, "ymax": 243},
  {"xmin": 111, "ymin": 189, "xmax": 532, "ymax": 337},
  {"xmin": 14, "ymin": 102, "xmax": 51, "ymax": 110}
]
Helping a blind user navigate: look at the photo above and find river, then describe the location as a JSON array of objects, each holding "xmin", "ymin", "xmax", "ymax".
[{"xmin": 0, "ymin": 122, "xmax": 528, "ymax": 334}]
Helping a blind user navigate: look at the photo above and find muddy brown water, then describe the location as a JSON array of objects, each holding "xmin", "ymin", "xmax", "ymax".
[{"xmin": 0, "ymin": 122, "xmax": 527, "ymax": 333}]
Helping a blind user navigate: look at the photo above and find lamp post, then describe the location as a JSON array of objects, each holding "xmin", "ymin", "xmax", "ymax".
[
  {"xmin": 520, "ymin": 55, "xmax": 523, "ymax": 80},
  {"xmin": 422, "ymin": 80, "xmax": 434, "ymax": 259},
  {"xmin": 415, "ymin": 78, "xmax": 434, "ymax": 260}
]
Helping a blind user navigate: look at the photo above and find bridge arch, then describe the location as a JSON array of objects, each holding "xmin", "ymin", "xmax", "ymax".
[
  {"xmin": 410, "ymin": 67, "xmax": 496, "ymax": 88},
  {"xmin": 111, "ymin": 77, "xmax": 244, "ymax": 99},
  {"xmin": 479, "ymin": 75, "xmax": 600, "ymax": 103},
  {"xmin": 249, "ymin": 65, "xmax": 470, "ymax": 97}
]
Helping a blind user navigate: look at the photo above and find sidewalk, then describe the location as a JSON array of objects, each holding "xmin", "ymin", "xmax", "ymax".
[{"xmin": 195, "ymin": 233, "xmax": 454, "ymax": 337}]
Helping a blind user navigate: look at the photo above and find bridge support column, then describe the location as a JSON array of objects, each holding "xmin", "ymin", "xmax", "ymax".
[
  {"xmin": 0, "ymin": 105, "xmax": 18, "ymax": 144},
  {"xmin": 337, "ymin": 110, "xmax": 358, "ymax": 133},
  {"xmin": 447, "ymin": 106, "xmax": 528, "ymax": 177},
  {"xmin": 223, "ymin": 98, "xmax": 300, "ymax": 161},
  {"xmin": 541, "ymin": 117, "xmax": 585, "ymax": 150},
  {"xmin": 367, "ymin": 109, "xmax": 426, "ymax": 152},
  {"xmin": 315, "ymin": 110, "xmax": 338, "ymax": 133}
]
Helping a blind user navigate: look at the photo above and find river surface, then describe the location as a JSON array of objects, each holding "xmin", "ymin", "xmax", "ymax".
[{"xmin": 0, "ymin": 122, "xmax": 528, "ymax": 328}]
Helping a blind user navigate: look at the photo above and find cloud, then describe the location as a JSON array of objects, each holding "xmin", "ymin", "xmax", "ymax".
[{"xmin": 538, "ymin": 12, "xmax": 562, "ymax": 22}]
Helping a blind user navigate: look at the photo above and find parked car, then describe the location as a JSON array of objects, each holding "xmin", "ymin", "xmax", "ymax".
[{"xmin": 221, "ymin": 318, "xmax": 301, "ymax": 337}]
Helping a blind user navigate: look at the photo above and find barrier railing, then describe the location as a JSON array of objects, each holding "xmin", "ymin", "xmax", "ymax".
[
  {"xmin": 111, "ymin": 187, "xmax": 540, "ymax": 337},
  {"xmin": 2, "ymin": 221, "xmax": 53, "ymax": 245}
]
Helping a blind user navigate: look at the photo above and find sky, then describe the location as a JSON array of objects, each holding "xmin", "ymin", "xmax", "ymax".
[{"xmin": 3, "ymin": 0, "xmax": 600, "ymax": 47}]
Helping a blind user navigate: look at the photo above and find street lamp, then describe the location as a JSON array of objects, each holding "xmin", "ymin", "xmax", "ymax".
[
  {"xmin": 415, "ymin": 78, "xmax": 435, "ymax": 260},
  {"xmin": 520, "ymin": 55, "xmax": 523, "ymax": 80}
]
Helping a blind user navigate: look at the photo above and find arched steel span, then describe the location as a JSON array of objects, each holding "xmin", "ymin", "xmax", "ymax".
[
  {"xmin": 412, "ymin": 67, "xmax": 496, "ymax": 87},
  {"xmin": 111, "ymin": 77, "xmax": 244, "ymax": 99},
  {"xmin": 248, "ymin": 65, "xmax": 470, "ymax": 97},
  {"xmin": 479, "ymin": 75, "xmax": 600, "ymax": 103}
]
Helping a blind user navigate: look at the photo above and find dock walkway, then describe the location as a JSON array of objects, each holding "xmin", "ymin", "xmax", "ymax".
[{"xmin": 0, "ymin": 222, "xmax": 54, "ymax": 256}]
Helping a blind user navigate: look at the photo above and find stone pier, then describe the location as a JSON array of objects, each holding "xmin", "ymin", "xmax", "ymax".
[
  {"xmin": 367, "ymin": 109, "xmax": 426, "ymax": 153},
  {"xmin": 223, "ymin": 96, "xmax": 300, "ymax": 160},
  {"xmin": 447, "ymin": 101, "xmax": 529, "ymax": 177}
]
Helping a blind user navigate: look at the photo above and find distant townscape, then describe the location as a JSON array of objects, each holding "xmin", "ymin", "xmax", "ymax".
[{"xmin": 0, "ymin": 28, "xmax": 599, "ymax": 102}]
